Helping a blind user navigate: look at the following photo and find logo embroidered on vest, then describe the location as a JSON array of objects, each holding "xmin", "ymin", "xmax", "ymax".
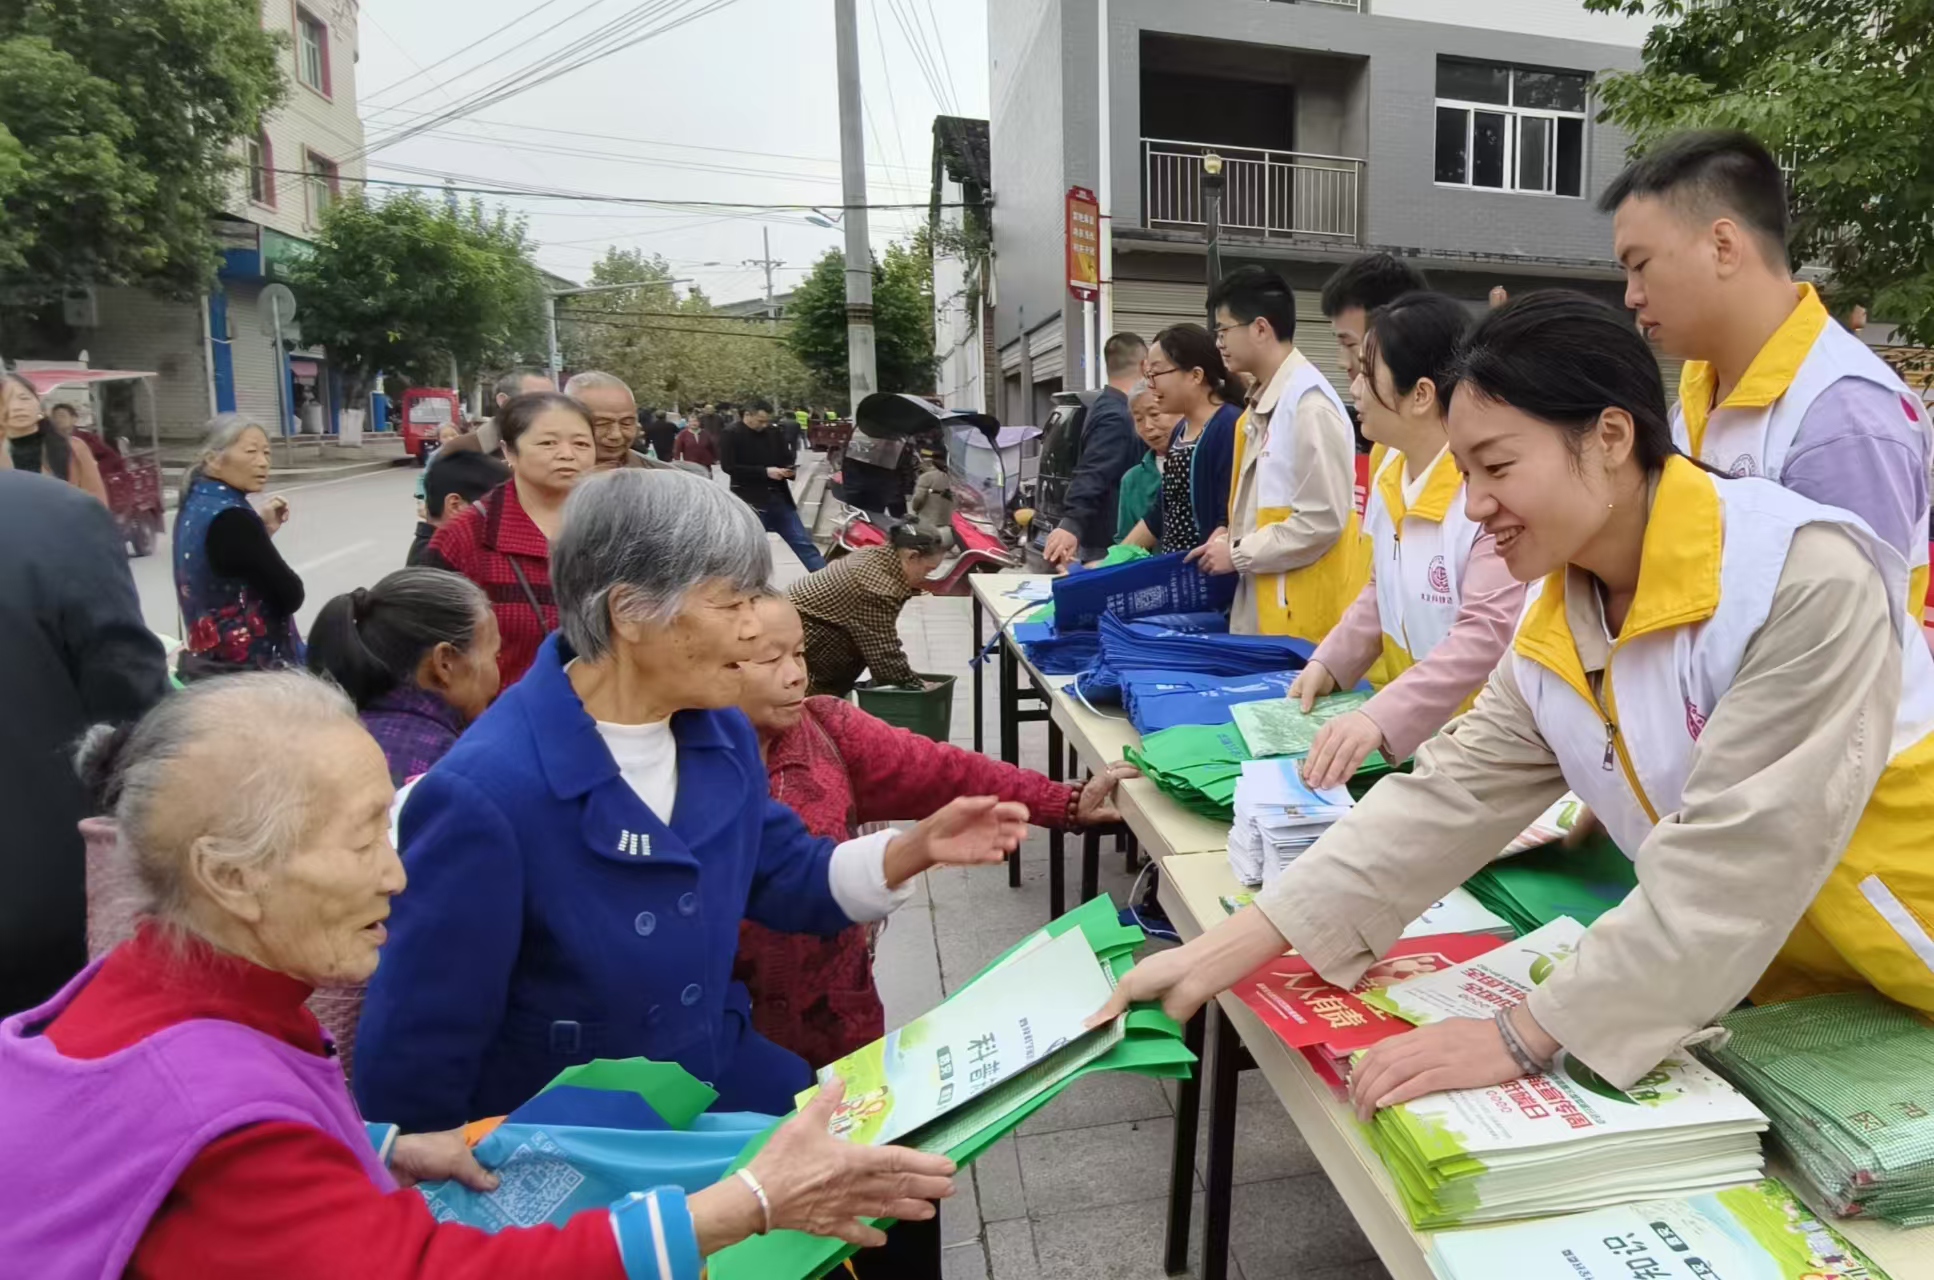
[
  {"xmin": 1428, "ymin": 555, "xmax": 1450, "ymax": 594},
  {"xmin": 1728, "ymin": 454, "xmax": 1758, "ymax": 478},
  {"xmin": 1685, "ymin": 698, "xmax": 1708, "ymax": 741}
]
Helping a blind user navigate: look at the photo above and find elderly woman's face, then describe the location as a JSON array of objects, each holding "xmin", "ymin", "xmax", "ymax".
[
  {"xmin": 206, "ymin": 426, "xmax": 274, "ymax": 493},
  {"xmin": 239, "ymin": 723, "xmax": 405, "ymax": 986},
  {"xmin": 508, "ymin": 407, "xmax": 596, "ymax": 496},
  {"xmin": 633, "ymin": 579, "xmax": 764, "ymax": 710},
  {"xmin": 739, "ymin": 597, "xmax": 809, "ymax": 735}
]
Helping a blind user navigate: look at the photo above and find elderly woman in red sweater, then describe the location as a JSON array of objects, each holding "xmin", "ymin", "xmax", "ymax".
[{"xmin": 731, "ymin": 594, "xmax": 1135, "ymax": 1066}]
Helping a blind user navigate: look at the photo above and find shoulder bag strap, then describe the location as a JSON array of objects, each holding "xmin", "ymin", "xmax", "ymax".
[{"xmin": 505, "ymin": 557, "xmax": 553, "ymax": 635}]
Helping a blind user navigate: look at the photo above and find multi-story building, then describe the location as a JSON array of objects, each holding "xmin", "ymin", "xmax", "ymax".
[
  {"xmin": 929, "ymin": 116, "xmax": 995, "ymax": 413},
  {"xmin": 987, "ymin": 0, "xmax": 1655, "ymax": 425},
  {"xmin": 84, "ymin": 0, "xmax": 368, "ymax": 442}
]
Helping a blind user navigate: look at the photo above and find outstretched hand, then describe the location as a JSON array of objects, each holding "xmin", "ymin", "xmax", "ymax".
[
  {"xmin": 389, "ymin": 1129, "xmax": 500, "ymax": 1192},
  {"xmin": 884, "ymin": 795, "xmax": 1030, "ymax": 886}
]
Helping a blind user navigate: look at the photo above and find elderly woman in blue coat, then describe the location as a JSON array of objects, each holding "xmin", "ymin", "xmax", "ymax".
[{"xmin": 354, "ymin": 467, "xmax": 1028, "ymax": 1131}]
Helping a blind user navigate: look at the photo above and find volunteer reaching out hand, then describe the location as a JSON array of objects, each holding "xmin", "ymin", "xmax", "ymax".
[{"xmin": 1287, "ymin": 660, "xmax": 1389, "ymax": 790}]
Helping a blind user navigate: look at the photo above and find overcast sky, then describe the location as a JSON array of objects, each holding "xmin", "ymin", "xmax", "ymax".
[{"xmin": 353, "ymin": 0, "xmax": 987, "ymax": 306}]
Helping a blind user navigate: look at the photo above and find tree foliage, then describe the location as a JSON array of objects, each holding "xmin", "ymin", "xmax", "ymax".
[
  {"xmin": 784, "ymin": 240, "xmax": 937, "ymax": 404},
  {"xmin": 0, "ymin": 0, "xmax": 284, "ymax": 297},
  {"xmin": 557, "ymin": 247, "xmax": 818, "ymax": 409},
  {"xmin": 1585, "ymin": 0, "xmax": 1934, "ymax": 341},
  {"xmin": 287, "ymin": 192, "xmax": 546, "ymax": 401}
]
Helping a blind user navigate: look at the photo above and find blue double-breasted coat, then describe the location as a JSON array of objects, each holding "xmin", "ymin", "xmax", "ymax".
[{"xmin": 354, "ymin": 634, "xmax": 855, "ymax": 1131}]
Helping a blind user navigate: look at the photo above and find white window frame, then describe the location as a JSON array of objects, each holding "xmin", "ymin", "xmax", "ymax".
[
  {"xmin": 296, "ymin": 8, "xmax": 329, "ymax": 95},
  {"xmin": 1434, "ymin": 63, "xmax": 1589, "ymax": 199}
]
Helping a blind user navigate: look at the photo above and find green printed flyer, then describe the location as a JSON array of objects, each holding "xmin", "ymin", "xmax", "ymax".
[{"xmin": 1364, "ymin": 916, "xmax": 1583, "ymax": 1024}]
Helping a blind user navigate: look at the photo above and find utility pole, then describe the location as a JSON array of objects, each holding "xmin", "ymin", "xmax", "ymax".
[
  {"xmin": 745, "ymin": 226, "xmax": 785, "ymax": 411},
  {"xmin": 833, "ymin": 0, "xmax": 876, "ymax": 412}
]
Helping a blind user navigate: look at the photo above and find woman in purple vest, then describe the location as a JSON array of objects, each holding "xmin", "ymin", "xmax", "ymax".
[{"xmin": 0, "ymin": 672, "xmax": 956, "ymax": 1280}]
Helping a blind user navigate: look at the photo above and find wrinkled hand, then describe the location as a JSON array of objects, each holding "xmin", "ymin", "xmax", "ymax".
[
  {"xmin": 1074, "ymin": 762, "xmax": 1140, "ymax": 827},
  {"xmin": 884, "ymin": 795, "xmax": 1030, "ymax": 885},
  {"xmin": 1348, "ymin": 1017, "xmax": 1522, "ymax": 1122},
  {"xmin": 1185, "ymin": 528, "xmax": 1235, "ymax": 575},
  {"xmin": 1300, "ymin": 710, "xmax": 1384, "ymax": 791},
  {"xmin": 754, "ymin": 1079, "xmax": 958, "ymax": 1247},
  {"xmin": 389, "ymin": 1129, "xmax": 500, "ymax": 1192},
  {"xmin": 1041, "ymin": 527, "xmax": 1079, "ymax": 568},
  {"xmin": 1288, "ymin": 660, "xmax": 1336, "ymax": 712},
  {"xmin": 262, "ymin": 495, "xmax": 291, "ymax": 534}
]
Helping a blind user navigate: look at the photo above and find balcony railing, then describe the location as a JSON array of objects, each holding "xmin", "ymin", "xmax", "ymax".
[
  {"xmin": 1143, "ymin": 139, "xmax": 1363, "ymax": 242},
  {"xmin": 1281, "ymin": 0, "xmax": 1363, "ymax": 8}
]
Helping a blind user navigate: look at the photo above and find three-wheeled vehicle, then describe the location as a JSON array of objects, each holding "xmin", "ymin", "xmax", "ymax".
[
  {"xmin": 400, "ymin": 387, "xmax": 464, "ymax": 463},
  {"xmin": 19, "ymin": 368, "xmax": 167, "ymax": 557}
]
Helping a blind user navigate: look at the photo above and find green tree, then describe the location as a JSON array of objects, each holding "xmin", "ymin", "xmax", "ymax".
[
  {"xmin": 1585, "ymin": 0, "xmax": 1934, "ymax": 340},
  {"xmin": 287, "ymin": 192, "xmax": 546, "ymax": 405},
  {"xmin": 784, "ymin": 240, "xmax": 937, "ymax": 404},
  {"xmin": 0, "ymin": 0, "xmax": 283, "ymax": 297}
]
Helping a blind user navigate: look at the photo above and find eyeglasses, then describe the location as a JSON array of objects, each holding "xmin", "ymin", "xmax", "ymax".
[
  {"xmin": 1212, "ymin": 322, "xmax": 1248, "ymax": 337},
  {"xmin": 1143, "ymin": 364, "xmax": 1183, "ymax": 380}
]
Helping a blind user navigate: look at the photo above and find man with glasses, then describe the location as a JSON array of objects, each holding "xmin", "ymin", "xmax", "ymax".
[
  {"xmin": 1042, "ymin": 331, "xmax": 1147, "ymax": 567},
  {"xmin": 1190, "ymin": 266, "xmax": 1363, "ymax": 639}
]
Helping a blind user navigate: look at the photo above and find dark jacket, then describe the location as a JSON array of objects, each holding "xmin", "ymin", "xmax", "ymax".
[
  {"xmin": 1146, "ymin": 402, "xmax": 1240, "ymax": 549},
  {"xmin": 1056, "ymin": 385, "xmax": 1143, "ymax": 550},
  {"xmin": 406, "ymin": 520, "xmax": 436, "ymax": 567},
  {"xmin": 354, "ymin": 633, "xmax": 854, "ymax": 1129},
  {"xmin": 719, "ymin": 422, "xmax": 796, "ymax": 509},
  {"xmin": 0, "ymin": 472, "xmax": 168, "ymax": 1016},
  {"xmin": 644, "ymin": 420, "xmax": 679, "ymax": 461}
]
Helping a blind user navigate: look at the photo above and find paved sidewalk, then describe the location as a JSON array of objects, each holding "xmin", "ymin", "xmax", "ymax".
[{"xmin": 873, "ymin": 590, "xmax": 1394, "ymax": 1280}]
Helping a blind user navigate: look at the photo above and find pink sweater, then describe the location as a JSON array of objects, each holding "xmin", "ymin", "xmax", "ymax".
[{"xmin": 1308, "ymin": 530, "xmax": 1525, "ymax": 761}]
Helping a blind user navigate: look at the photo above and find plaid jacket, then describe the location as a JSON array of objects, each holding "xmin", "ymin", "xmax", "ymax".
[
  {"xmin": 422, "ymin": 481, "xmax": 553, "ymax": 688},
  {"xmin": 359, "ymin": 685, "xmax": 465, "ymax": 787},
  {"xmin": 787, "ymin": 545, "xmax": 918, "ymax": 694}
]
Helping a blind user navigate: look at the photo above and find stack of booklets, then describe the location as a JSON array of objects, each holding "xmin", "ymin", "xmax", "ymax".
[
  {"xmin": 1460, "ymin": 831, "xmax": 1639, "ymax": 934},
  {"xmin": 1700, "ymin": 991, "xmax": 1934, "ymax": 1227},
  {"xmin": 1225, "ymin": 757, "xmax": 1354, "ymax": 886},
  {"xmin": 1359, "ymin": 920, "xmax": 1768, "ymax": 1227},
  {"xmin": 1231, "ymin": 933, "xmax": 1504, "ymax": 1089},
  {"xmin": 1430, "ymin": 1178, "xmax": 1888, "ymax": 1280}
]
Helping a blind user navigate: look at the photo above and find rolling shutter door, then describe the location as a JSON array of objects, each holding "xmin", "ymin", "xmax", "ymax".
[
  {"xmin": 1113, "ymin": 278, "xmax": 1349, "ymax": 395},
  {"xmin": 1029, "ymin": 324, "xmax": 1064, "ymax": 381}
]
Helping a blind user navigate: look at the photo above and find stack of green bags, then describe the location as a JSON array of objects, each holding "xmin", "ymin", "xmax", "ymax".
[
  {"xmin": 1459, "ymin": 832, "xmax": 1638, "ymax": 935},
  {"xmin": 1700, "ymin": 991, "xmax": 1934, "ymax": 1226},
  {"xmin": 709, "ymin": 894, "xmax": 1196, "ymax": 1280},
  {"xmin": 1123, "ymin": 721, "xmax": 1253, "ymax": 819}
]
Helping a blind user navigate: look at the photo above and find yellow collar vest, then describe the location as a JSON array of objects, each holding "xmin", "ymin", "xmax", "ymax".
[
  {"xmin": 1373, "ymin": 444, "xmax": 1463, "ymax": 532},
  {"xmin": 1677, "ymin": 283, "xmax": 1828, "ymax": 456}
]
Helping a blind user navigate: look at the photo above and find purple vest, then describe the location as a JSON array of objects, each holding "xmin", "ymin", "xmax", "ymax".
[{"xmin": 0, "ymin": 957, "xmax": 397, "ymax": 1279}]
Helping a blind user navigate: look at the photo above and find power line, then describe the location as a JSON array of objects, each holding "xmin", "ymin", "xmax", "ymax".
[
  {"xmin": 558, "ymin": 306, "xmax": 781, "ymax": 321},
  {"xmin": 916, "ymin": 0, "xmax": 962, "ymax": 113},
  {"xmin": 359, "ymin": 0, "xmax": 598, "ymax": 105},
  {"xmin": 367, "ymin": 117, "xmax": 933, "ymax": 174},
  {"xmin": 885, "ymin": 0, "xmax": 953, "ymax": 116},
  {"xmin": 276, "ymin": 165, "xmax": 976, "ymax": 210},
  {"xmin": 561, "ymin": 315, "xmax": 789, "ymax": 340}
]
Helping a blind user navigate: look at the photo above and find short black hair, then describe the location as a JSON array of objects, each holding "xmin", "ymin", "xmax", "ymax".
[
  {"xmin": 1320, "ymin": 254, "xmax": 1429, "ymax": 319},
  {"xmin": 498, "ymin": 391, "xmax": 590, "ymax": 453},
  {"xmin": 1597, "ymin": 129, "xmax": 1789, "ymax": 261},
  {"xmin": 1208, "ymin": 266, "xmax": 1296, "ymax": 343},
  {"xmin": 1103, "ymin": 332, "xmax": 1147, "ymax": 378},
  {"xmin": 745, "ymin": 398, "xmax": 774, "ymax": 415},
  {"xmin": 425, "ymin": 449, "xmax": 511, "ymax": 518}
]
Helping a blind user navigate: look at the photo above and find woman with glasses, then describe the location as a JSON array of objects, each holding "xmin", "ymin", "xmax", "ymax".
[{"xmin": 1119, "ymin": 324, "xmax": 1242, "ymax": 554}]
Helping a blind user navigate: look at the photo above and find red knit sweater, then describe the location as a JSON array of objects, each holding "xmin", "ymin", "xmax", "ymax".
[
  {"xmin": 44, "ymin": 927, "xmax": 624, "ymax": 1280},
  {"xmin": 733, "ymin": 697, "xmax": 1079, "ymax": 1067}
]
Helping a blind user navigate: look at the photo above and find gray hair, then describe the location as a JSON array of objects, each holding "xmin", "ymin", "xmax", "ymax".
[
  {"xmin": 563, "ymin": 370, "xmax": 634, "ymax": 401},
  {"xmin": 75, "ymin": 672, "xmax": 360, "ymax": 933},
  {"xmin": 178, "ymin": 411, "xmax": 269, "ymax": 508},
  {"xmin": 552, "ymin": 469, "xmax": 771, "ymax": 660},
  {"xmin": 495, "ymin": 369, "xmax": 550, "ymax": 401}
]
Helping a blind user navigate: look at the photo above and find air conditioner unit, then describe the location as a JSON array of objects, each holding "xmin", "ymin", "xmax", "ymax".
[{"xmin": 62, "ymin": 288, "xmax": 99, "ymax": 328}]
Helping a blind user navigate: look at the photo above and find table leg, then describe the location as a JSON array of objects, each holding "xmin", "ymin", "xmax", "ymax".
[
  {"xmin": 1124, "ymin": 832, "xmax": 1140, "ymax": 874},
  {"xmin": 1202, "ymin": 1006, "xmax": 1240, "ymax": 1280},
  {"xmin": 1046, "ymin": 719, "xmax": 1066, "ymax": 919},
  {"xmin": 1080, "ymin": 829, "xmax": 1100, "ymax": 903},
  {"xmin": 999, "ymin": 639, "xmax": 1020, "ymax": 887},
  {"xmin": 1163, "ymin": 1008, "xmax": 1206, "ymax": 1277},
  {"xmin": 971, "ymin": 594, "xmax": 985, "ymax": 755}
]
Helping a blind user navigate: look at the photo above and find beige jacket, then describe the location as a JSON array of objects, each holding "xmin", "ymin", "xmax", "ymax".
[
  {"xmin": 1226, "ymin": 349, "xmax": 1357, "ymax": 634},
  {"xmin": 1257, "ymin": 523, "xmax": 1900, "ymax": 1086}
]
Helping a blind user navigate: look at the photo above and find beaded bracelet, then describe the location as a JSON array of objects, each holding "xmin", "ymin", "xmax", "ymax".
[{"xmin": 1494, "ymin": 1007, "xmax": 1548, "ymax": 1077}]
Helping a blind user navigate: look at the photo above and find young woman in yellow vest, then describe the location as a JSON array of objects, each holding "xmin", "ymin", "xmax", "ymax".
[
  {"xmin": 1288, "ymin": 292, "xmax": 1527, "ymax": 788},
  {"xmin": 1094, "ymin": 292, "xmax": 1934, "ymax": 1108}
]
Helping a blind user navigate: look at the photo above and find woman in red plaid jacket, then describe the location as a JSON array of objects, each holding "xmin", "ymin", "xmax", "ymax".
[
  {"xmin": 422, "ymin": 393, "xmax": 595, "ymax": 688},
  {"xmin": 731, "ymin": 594, "xmax": 1136, "ymax": 1067}
]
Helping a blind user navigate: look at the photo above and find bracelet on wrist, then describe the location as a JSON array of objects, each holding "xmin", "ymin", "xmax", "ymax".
[
  {"xmin": 1494, "ymin": 1007, "xmax": 1548, "ymax": 1076},
  {"xmin": 734, "ymin": 1167, "xmax": 773, "ymax": 1234}
]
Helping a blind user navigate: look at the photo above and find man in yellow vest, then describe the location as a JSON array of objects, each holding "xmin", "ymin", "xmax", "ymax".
[
  {"xmin": 1603, "ymin": 129, "xmax": 1931, "ymax": 613},
  {"xmin": 1189, "ymin": 265, "xmax": 1364, "ymax": 638}
]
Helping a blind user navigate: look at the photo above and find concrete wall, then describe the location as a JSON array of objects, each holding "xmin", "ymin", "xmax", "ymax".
[
  {"xmin": 1372, "ymin": 0, "xmax": 1649, "ymax": 47},
  {"xmin": 71, "ymin": 290, "xmax": 212, "ymax": 443},
  {"xmin": 933, "ymin": 175, "xmax": 985, "ymax": 411},
  {"xmin": 989, "ymin": 0, "xmax": 1068, "ymax": 355},
  {"xmin": 240, "ymin": 0, "xmax": 367, "ymax": 239},
  {"xmin": 1109, "ymin": 0, "xmax": 1642, "ymax": 265}
]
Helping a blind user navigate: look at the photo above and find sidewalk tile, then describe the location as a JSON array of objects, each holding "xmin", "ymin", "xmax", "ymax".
[
  {"xmin": 1305, "ymin": 1261, "xmax": 1396, "ymax": 1280},
  {"xmin": 943, "ymin": 1239, "xmax": 989, "ymax": 1280},
  {"xmin": 1030, "ymin": 1192, "xmax": 1233, "ymax": 1280},
  {"xmin": 1196, "ymin": 1100, "xmax": 1323, "ymax": 1185},
  {"xmin": 985, "ymin": 1218, "xmax": 1040, "ymax": 1280},
  {"xmin": 974, "ymin": 1133, "xmax": 1029, "ymax": 1223},
  {"xmin": 941, "ymin": 1147, "xmax": 984, "ymax": 1245},
  {"xmin": 1227, "ymin": 1175, "xmax": 1379, "ymax": 1276},
  {"xmin": 1014, "ymin": 1117, "xmax": 1177, "ymax": 1217},
  {"xmin": 1015, "ymin": 1071, "xmax": 1173, "ymax": 1137}
]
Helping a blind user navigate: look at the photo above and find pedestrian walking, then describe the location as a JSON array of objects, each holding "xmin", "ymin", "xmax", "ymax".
[
  {"xmin": 674, "ymin": 417, "xmax": 718, "ymax": 472},
  {"xmin": 644, "ymin": 409, "xmax": 679, "ymax": 461},
  {"xmin": 3, "ymin": 374, "xmax": 107, "ymax": 505},
  {"xmin": 721, "ymin": 398, "xmax": 825, "ymax": 571}
]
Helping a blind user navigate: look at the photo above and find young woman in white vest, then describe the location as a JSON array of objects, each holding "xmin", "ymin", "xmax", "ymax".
[
  {"xmin": 1289, "ymin": 292, "xmax": 1527, "ymax": 789},
  {"xmin": 1093, "ymin": 292, "xmax": 1934, "ymax": 1108}
]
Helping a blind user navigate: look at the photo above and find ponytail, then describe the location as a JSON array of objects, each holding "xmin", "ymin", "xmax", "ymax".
[{"xmin": 305, "ymin": 568, "xmax": 489, "ymax": 709}]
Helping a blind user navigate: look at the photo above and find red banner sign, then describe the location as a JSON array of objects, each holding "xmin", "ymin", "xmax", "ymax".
[{"xmin": 1066, "ymin": 186, "xmax": 1100, "ymax": 301}]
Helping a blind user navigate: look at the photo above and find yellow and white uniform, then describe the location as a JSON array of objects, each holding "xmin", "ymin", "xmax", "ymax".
[
  {"xmin": 1673, "ymin": 282, "xmax": 1932, "ymax": 617},
  {"xmin": 1256, "ymin": 457, "xmax": 1934, "ymax": 1085},
  {"xmin": 1360, "ymin": 445, "xmax": 1484, "ymax": 685}
]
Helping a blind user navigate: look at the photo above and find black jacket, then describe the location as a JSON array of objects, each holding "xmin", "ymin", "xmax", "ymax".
[
  {"xmin": 644, "ymin": 421, "xmax": 679, "ymax": 461},
  {"xmin": 407, "ymin": 520, "xmax": 436, "ymax": 566},
  {"xmin": 720, "ymin": 422, "xmax": 797, "ymax": 508},
  {"xmin": 0, "ymin": 473, "xmax": 168, "ymax": 1015},
  {"xmin": 1056, "ymin": 385, "xmax": 1144, "ymax": 550}
]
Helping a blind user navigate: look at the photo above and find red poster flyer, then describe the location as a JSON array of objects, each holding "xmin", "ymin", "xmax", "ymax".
[{"xmin": 1232, "ymin": 935, "xmax": 1504, "ymax": 1054}]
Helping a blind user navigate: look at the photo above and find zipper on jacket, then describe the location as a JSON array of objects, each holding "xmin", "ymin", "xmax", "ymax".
[{"xmin": 1588, "ymin": 665, "xmax": 1661, "ymax": 826}]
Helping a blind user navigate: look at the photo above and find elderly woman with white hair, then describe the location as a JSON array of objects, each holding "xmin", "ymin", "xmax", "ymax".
[
  {"xmin": 356, "ymin": 469, "xmax": 1027, "ymax": 1133},
  {"xmin": 0, "ymin": 673, "xmax": 960, "ymax": 1279},
  {"xmin": 172, "ymin": 412, "xmax": 303, "ymax": 679}
]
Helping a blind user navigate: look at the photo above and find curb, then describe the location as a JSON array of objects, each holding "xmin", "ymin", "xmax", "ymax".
[{"xmin": 162, "ymin": 457, "xmax": 407, "ymax": 511}]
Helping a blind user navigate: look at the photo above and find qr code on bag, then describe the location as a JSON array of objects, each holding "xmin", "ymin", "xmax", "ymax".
[
  {"xmin": 471, "ymin": 1129, "xmax": 586, "ymax": 1229},
  {"xmin": 1128, "ymin": 585, "xmax": 1167, "ymax": 613}
]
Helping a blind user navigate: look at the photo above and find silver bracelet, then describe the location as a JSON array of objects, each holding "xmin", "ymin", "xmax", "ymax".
[
  {"xmin": 734, "ymin": 1167, "xmax": 773, "ymax": 1234},
  {"xmin": 1494, "ymin": 1007, "xmax": 1547, "ymax": 1076}
]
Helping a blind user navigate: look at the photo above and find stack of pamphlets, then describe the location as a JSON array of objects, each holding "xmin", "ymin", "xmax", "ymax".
[
  {"xmin": 1123, "ymin": 721, "xmax": 1252, "ymax": 821},
  {"xmin": 1359, "ymin": 917, "xmax": 1768, "ymax": 1227},
  {"xmin": 1460, "ymin": 833, "xmax": 1638, "ymax": 934},
  {"xmin": 1229, "ymin": 690, "xmax": 1376, "ymax": 759},
  {"xmin": 1231, "ymin": 934, "xmax": 1504, "ymax": 1089},
  {"xmin": 1218, "ymin": 885, "xmax": 1515, "ymax": 942},
  {"xmin": 1430, "ymin": 1179, "xmax": 1888, "ymax": 1280},
  {"xmin": 1700, "ymin": 992, "xmax": 1934, "ymax": 1226},
  {"xmin": 1225, "ymin": 757, "xmax": 1354, "ymax": 886}
]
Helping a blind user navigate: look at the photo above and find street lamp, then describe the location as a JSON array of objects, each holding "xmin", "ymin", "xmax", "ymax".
[{"xmin": 1202, "ymin": 151, "xmax": 1225, "ymax": 329}]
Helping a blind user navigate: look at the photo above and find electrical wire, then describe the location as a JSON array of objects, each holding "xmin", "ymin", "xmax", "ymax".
[
  {"xmin": 290, "ymin": 165, "xmax": 972, "ymax": 210},
  {"xmin": 358, "ymin": 0, "xmax": 602, "ymax": 105},
  {"xmin": 377, "ymin": 117, "xmax": 933, "ymax": 174},
  {"xmin": 916, "ymin": 0, "xmax": 962, "ymax": 114},
  {"xmin": 559, "ymin": 316, "xmax": 789, "ymax": 340}
]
